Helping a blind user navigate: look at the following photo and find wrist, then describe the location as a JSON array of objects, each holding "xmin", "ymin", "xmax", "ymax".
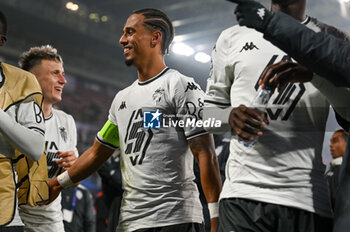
[
  {"xmin": 208, "ymin": 202, "xmax": 219, "ymax": 219},
  {"xmin": 57, "ymin": 171, "xmax": 74, "ymax": 188}
]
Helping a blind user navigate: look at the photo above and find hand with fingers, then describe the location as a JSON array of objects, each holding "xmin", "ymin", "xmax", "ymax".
[
  {"xmin": 259, "ymin": 60, "xmax": 313, "ymax": 92},
  {"xmin": 226, "ymin": 0, "xmax": 273, "ymax": 32},
  {"xmin": 229, "ymin": 104, "xmax": 269, "ymax": 142},
  {"xmin": 56, "ymin": 150, "xmax": 77, "ymax": 170}
]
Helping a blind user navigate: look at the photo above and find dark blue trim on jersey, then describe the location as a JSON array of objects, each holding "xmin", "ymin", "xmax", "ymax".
[
  {"xmin": 138, "ymin": 67, "xmax": 170, "ymax": 86},
  {"xmin": 28, "ymin": 126, "xmax": 45, "ymax": 136},
  {"xmin": 204, "ymin": 100, "xmax": 231, "ymax": 107},
  {"xmin": 45, "ymin": 113, "xmax": 53, "ymax": 121},
  {"xmin": 186, "ymin": 129, "xmax": 208, "ymax": 140},
  {"xmin": 96, "ymin": 135, "xmax": 119, "ymax": 149}
]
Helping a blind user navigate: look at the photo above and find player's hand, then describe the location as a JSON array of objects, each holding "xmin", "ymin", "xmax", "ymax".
[
  {"xmin": 229, "ymin": 105, "xmax": 268, "ymax": 141},
  {"xmin": 56, "ymin": 150, "xmax": 77, "ymax": 170},
  {"xmin": 259, "ymin": 60, "xmax": 313, "ymax": 92},
  {"xmin": 41, "ymin": 178, "xmax": 63, "ymax": 205},
  {"xmin": 226, "ymin": 0, "xmax": 272, "ymax": 32}
]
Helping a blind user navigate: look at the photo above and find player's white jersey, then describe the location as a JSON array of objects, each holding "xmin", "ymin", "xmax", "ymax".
[
  {"xmin": 0, "ymin": 102, "xmax": 45, "ymax": 158},
  {"xmin": 101, "ymin": 68, "xmax": 205, "ymax": 231},
  {"xmin": 19, "ymin": 108, "xmax": 78, "ymax": 226},
  {"xmin": 205, "ymin": 17, "xmax": 343, "ymax": 217},
  {"xmin": 2, "ymin": 101, "xmax": 45, "ymax": 227}
]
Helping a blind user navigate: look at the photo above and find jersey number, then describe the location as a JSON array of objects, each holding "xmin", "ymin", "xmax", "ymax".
[{"xmin": 124, "ymin": 109, "xmax": 153, "ymax": 166}]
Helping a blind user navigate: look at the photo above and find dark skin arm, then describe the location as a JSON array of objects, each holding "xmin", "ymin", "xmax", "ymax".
[
  {"xmin": 48, "ymin": 139, "xmax": 114, "ymax": 203},
  {"xmin": 259, "ymin": 60, "xmax": 313, "ymax": 92},
  {"xmin": 230, "ymin": 61, "xmax": 311, "ymax": 141},
  {"xmin": 229, "ymin": 105, "xmax": 269, "ymax": 141},
  {"xmin": 188, "ymin": 133, "xmax": 222, "ymax": 232}
]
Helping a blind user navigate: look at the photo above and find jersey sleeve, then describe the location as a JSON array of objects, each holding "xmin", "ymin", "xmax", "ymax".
[
  {"xmin": 15, "ymin": 101, "xmax": 45, "ymax": 136},
  {"xmin": 204, "ymin": 30, "xmax": 234, "ymax": 133},
  {"xmin": 172, "ymin": 76, "xmax": 208, "ymax": 140},
  {"xmin": 0, "ymin": 101, "xmax": 45, "ymax": 160},
  {"xmin": 205, "ymin": 30, "xmax": 233, "ymax": 107}
]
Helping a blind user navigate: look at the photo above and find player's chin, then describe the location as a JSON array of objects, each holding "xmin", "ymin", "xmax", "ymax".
[
  {"xmin": 53, "ymin": 95, "xmax": 62, "ymax": 103},
  {"xmin": 125, "ymin": 58, "xmax": 134, "ymax": 66}
]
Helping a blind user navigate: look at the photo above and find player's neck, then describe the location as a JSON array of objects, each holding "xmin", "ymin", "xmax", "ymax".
[
  {"xmin": 43, "ymin": 102, "xmax": 53, "ymax": 119},
  {"xmin": 137, "ymin": 57, "xmax": 166, "ymax": 82},
  {"xmin": 271, "ymin": 4, "xmax": 306, "ymax": 22}
]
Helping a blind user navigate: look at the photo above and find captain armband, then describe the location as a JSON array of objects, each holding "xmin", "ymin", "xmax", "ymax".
[{"xmin": 97, "ymin": 120, "xmax": 120, "ymax": 148}]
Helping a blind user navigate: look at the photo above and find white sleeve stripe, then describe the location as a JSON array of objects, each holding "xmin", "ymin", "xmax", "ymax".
[
  {"xmin": 186, "ymin": 130, "xmax": 208, "ymax": 140},
  {"xmin": 96, "ymin": 135, "xmax": 118, "ymax": 150}
]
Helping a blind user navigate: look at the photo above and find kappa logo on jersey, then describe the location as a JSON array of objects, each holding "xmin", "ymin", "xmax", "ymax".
[
  {"xmin": 143, "ymin": 110, "xmax": 161, "ymax": 129},
  {"xmin": 257, "ymin": 8, "xmax": 266, "ymax": 20},
  {"xmin": 59, "ymin": 127, "xmax": 67, "ymax": 142},
  {"xmin": 118, "ymin": 101, "xmax": 127, "ymax": 110},
  {"xmin": 185, "ymin": 82, "xmax": 201, "ymax": 92},
  {"xmin": 255, "ymin": 55, "xmax": 305, "ymax": 120},
  {"xmin": 125, "ymin": 109, "xmax": 153, "ymax": 166},
  {"xmin": 152, "ymin": 88, "xmax": 165, "ymax": 104},
  {"xmin": 240, "ymin": 42, "xmax": 259, "ymax": 52}
]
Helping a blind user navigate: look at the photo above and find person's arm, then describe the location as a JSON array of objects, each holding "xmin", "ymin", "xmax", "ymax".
[
  {"xmin": 0, "ymin": 101, "xmax": 45, "ymax": 161},
  {"xmin": 264, "ymin": 12, "xmax": 350, "ymax": 87},
  {"xmin": 172, "ymin": 72, "xmax": 222, "ymax": 231},
  {"xmin": 203, "ymin": 25, "xmax": 267, "ymax": 140},
  {"xmin": 258, "ymin": 60, "xmax": 350, "ymax": 122},
  {"xmin": 203, "ymin": 29, "xmax": 233, "ymax": 134},
  {"xmin": 228, "ymin": 0, "xmax": 350, "ymax": 87},
  {"xmin": 189, "ymin": 134, "xmax": 222, "ymax": 232},
  {"xmin": 49, "ymin": 115, "xmax": 120, "ymax": 202},
  {"xmin": 48, "ymin": 139, "xmax": 114, "ymax": 203}
]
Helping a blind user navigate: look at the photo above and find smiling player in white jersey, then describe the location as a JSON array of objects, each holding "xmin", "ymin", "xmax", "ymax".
[
  {"xmin": 47, "ymin": 8, "xmax": 222, "ymax": 232},
  {"xmin": 18, "ymin": 45, "xmax": 78, "ymax": 232}
]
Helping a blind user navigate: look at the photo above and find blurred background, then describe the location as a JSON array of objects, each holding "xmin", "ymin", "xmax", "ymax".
[{"xmin": 1, "ymin": 0, "xmax": 349, "ymax": 195}]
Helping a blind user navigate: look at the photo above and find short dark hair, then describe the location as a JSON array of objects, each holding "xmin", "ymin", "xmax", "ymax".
[
  {"xmin": 335, "ymin": 129, "xmax": 349, "ymax": 143},
  {"xmin": 19, "ymin": 45, "xmax": 63, "ymax": 71},
  {"xmin": 133, "ymin": 8, "xmax": 174, "ymax": 54},
  {"xmin": 0, "ymin": 10, "xmax": 7, "ymax": 36}
]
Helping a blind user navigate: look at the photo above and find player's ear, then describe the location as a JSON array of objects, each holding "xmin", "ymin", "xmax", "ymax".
[
  {"xmin": 0, "ymin": 35, "xmax": 7, "ymax": 45},
  {"xmin": 151, "ymin": 30, "xmax": 162, "ymax": 48}
]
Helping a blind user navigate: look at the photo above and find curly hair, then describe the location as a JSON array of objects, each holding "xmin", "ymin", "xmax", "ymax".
[
  {"xmin": 133, "ymin": 8, "xmax": 175, "ymax": 54},
  {"xmin": 19, "ymin": 45, "xmax": 63, "ymax": 71}
]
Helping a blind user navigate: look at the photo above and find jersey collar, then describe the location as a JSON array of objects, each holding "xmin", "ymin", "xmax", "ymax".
[
  {"xmin": 301, "ymin": 16, "xmax": 310, "ymax": 25},
  {"xmin": 138, "ymin": 67, "xmax": 169, "ymax": 86}
]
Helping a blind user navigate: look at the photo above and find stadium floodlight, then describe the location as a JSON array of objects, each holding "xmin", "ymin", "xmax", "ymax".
[
  {"xmin": 172, "ymin": 43, "xmax": 195, "ymax": 56},
  {"xmin": 66, "ymin": 2, "xmax": 79, "ymax": 11},
  {"xmin": 194, "ymin": 52, "xmax": 211, "ymax": 63}
]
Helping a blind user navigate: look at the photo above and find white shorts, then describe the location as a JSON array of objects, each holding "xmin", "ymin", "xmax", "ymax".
[{"xmin": 23, "ymin": 221, "xmax": 64, "ymax": 232}]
